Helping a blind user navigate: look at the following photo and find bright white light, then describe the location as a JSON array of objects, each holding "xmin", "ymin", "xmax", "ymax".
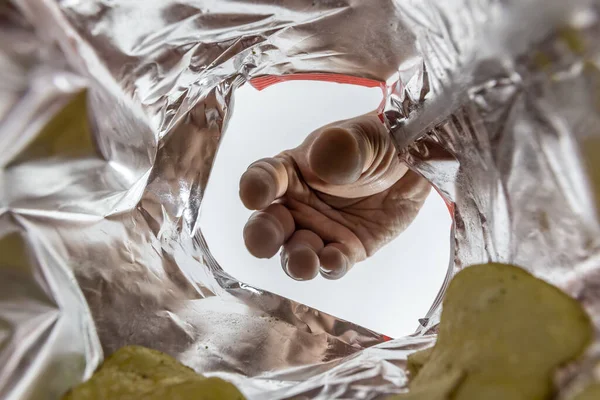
[{"xmin": 201, "ymin": 80, "xmax": 451, "ymax": 338}]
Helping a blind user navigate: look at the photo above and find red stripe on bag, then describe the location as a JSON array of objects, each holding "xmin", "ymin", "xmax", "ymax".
[{"xmin": 250, "ymin": 73, "xmax": 385, "ymax": 91}]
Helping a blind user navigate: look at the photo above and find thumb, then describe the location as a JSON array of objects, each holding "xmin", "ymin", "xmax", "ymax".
[
  {"xmin": 308, "ymin": 125, "xmax": 367, "ymax": 185},
  {"xmin": 307, "ymin": 115, "xmax": 391, "ymax": 184},
  {"xmin": 304, "ymin": 114, "xmax": 407, "ymax": 198}
]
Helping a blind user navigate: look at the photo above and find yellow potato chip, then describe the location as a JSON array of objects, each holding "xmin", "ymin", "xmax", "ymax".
[
  {"xmin": 571, "ymin": 382, "xmax": 600, "ymax": 400},
  {"xmin": 390, "ymin": 263, "xmax": 592, "ymax": 400},
  {"xmin": 407, "ymin": 347, "xmax": 433, "ymax": 378},
  {"xmin": 63, "ymin": 346, "xmax": 245, "ymax": 400}
]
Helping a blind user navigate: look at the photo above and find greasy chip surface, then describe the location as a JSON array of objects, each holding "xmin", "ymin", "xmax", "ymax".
[
  {"xmin": 391, "ymin": 263, "xmax": 592, "ymax": 400},
  {"xmin": 406, "ymin": 347, "xmax": 433, "ymax": 378},
  {"xmin": 63, "ymin": 346, "xmax": 245, "ymax": 400},
  {"xmin": 391, "ymin": 369, "xmax": 464, "ymax": 400},
  {"xmin": 572, "ymin": 383, "xmax": 600, "ymax": 400}
]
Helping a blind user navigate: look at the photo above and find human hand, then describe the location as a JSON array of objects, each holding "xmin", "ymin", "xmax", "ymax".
[{"xmin": 239, "ymin": 113, "xmax": 431, "ymax": 280}]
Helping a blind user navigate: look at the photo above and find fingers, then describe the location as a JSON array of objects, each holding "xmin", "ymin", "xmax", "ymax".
[
  {"xmin": 239, "ymin": 158, "xmax": 288, "ymax": 210},
  {"xmin": 286, "ymin": 198, "xmax": 367, "ymax": 267},
  {"xmin": 281, "ymin": 230, "xmax": 323, "ymax": 281},
  {"xmin": 282, "ymin": 237, "xmax": 354, "ymax": 281},
  {"xmin": 243, "ymin": 204, "xmax": 294, "ymax": 259},
  {"xmin": 245, "ymin": 214, "xmax": 355, "ymax": 282}
]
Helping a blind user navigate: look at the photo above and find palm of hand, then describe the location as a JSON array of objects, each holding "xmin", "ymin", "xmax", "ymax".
[{"xmin": 239, "ymin": 115, "xmax": 431, "ymax": 280}]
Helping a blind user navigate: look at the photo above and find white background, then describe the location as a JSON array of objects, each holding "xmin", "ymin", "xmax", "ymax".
[{"xmin": 200, "ymin": 81, "xmax": 451, "ymax": 338}]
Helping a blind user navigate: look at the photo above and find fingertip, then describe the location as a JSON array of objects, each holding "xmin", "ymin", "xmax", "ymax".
[
  {"xmin": 243, "ymin": 214, "xmax": 284, "ymax": 259},
  {"xmin": 281, "ymin": 230, "xmax": 323, "ymax": 281},
  {"xmin": 239, "ymin": 167, "xmax": 277, "ymax": 210},
  {"xmin": 319, "ymin": 244, "xmax": 351, "ymax": 280},
  {"xmin": 283, "ymin": 246, "xmax": 319, "ymax": 281},
  {"xmin": 308, "ymin": 127, "xmax": 363, "ymax": 185}
]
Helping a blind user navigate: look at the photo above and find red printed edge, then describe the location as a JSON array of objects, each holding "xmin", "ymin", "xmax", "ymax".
[
  {"xmin": 250, "ymin": 73, "xmax": 388, "ymax": 118},
  {"xmin": 250, "ymin": 73, "xmax": 385, "ymax": 91}
]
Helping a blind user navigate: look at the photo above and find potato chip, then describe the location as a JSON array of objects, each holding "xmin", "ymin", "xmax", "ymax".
[
  {"xmin": 390, "ymin": 263, "xmax": 592, "ymax": 400},
  {"xmin": 63, "ymin": 346, "xmax": 245, "ymax": 400},
  {"xmin": 571, "ymin": 382, "xmax": 600, "ymax": 400}
]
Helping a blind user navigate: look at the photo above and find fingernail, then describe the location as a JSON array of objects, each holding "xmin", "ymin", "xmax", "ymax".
[
  {"xmin": 319, "ymin": 256, "xmax": 348, "ymax": 280},
  {"xmin": 281, "ymin": 251, "xmax": 303, "ymax": 281},
  {"xmin": 320, "ymin": 264, "xmax": 347, "ymax": 280}
]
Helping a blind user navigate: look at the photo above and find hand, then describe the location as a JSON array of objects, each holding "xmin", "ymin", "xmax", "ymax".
[{"xmin": 239, "ymin": 113, "xmax": 431, "ymax": 280}]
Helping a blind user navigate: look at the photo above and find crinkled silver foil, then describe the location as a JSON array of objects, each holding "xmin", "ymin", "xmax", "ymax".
[{"xmin": 1, "ymin": 0, "xmax": 600, "ymax": 399}]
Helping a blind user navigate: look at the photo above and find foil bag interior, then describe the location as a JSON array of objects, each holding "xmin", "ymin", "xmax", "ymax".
[{"xmin": 1, "ymin": 0, "xmax": 600, "ymax": 399}]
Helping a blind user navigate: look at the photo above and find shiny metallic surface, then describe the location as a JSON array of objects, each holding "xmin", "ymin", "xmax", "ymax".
[
  {"xmin": 394, "ymin": 0, "xmax": 600, "ymax": 391},
  {"xmin": 1, "ymin": 0, "xmax": 600, "ymax": 399}
]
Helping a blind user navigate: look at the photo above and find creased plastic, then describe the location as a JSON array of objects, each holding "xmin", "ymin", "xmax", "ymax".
[{"xmin": 1, "ymin": 0, "xmax": 600, "ymax": 399}]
